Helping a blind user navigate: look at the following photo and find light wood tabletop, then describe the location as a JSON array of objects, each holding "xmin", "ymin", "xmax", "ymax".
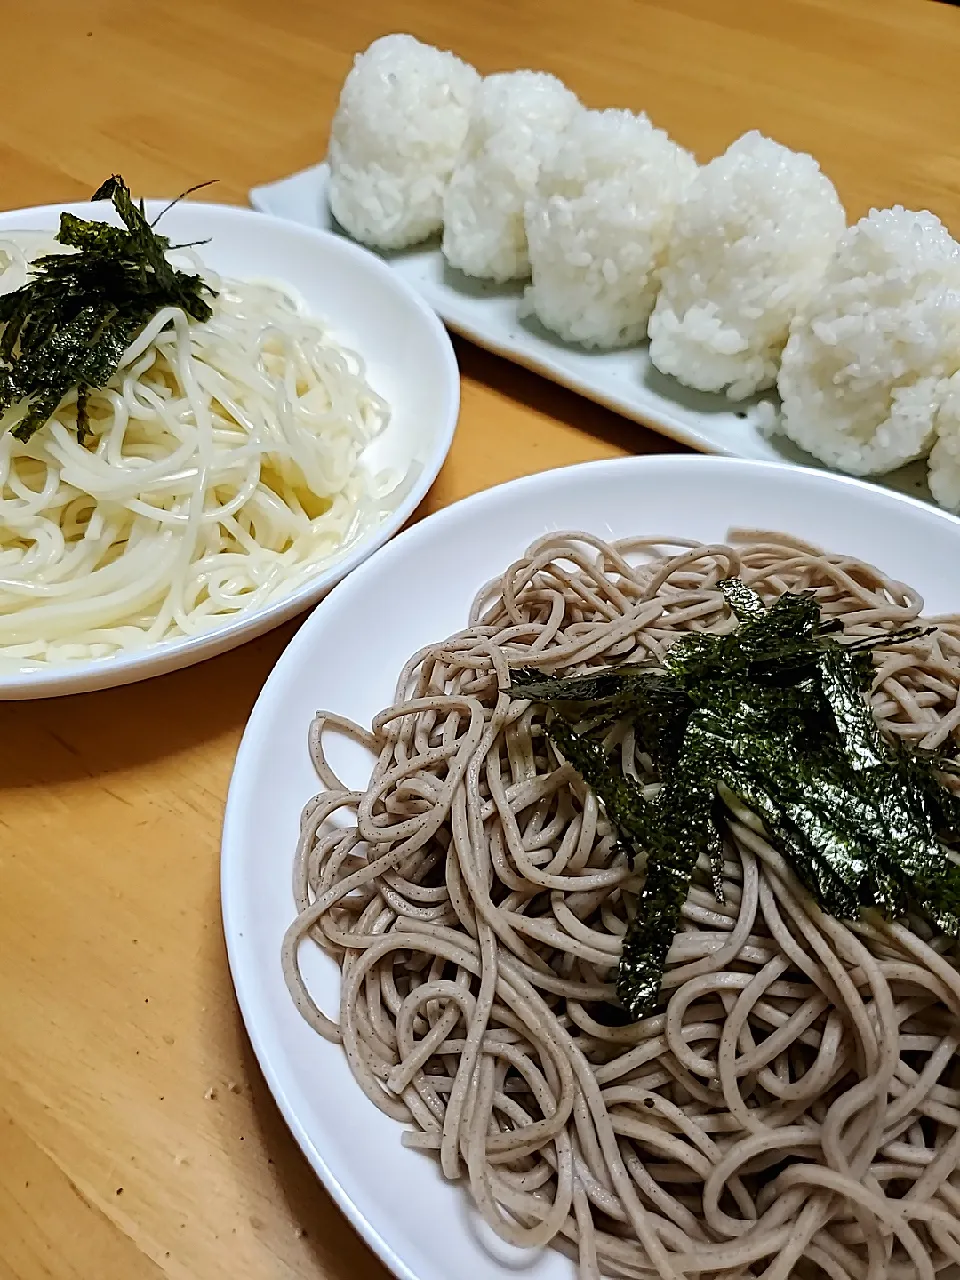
[{"xmin": 1, "ymin": 1, "xmax": 959, "ymax": 1277}]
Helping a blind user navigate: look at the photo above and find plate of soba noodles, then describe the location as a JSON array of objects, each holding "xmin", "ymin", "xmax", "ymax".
[
  {"xmin": 0, "ymin": 177, "xmax": 458, "ymax": 699},
  {"xmin": 222, "ymin": 454, "xmax": 960, "ymax": 1280}
]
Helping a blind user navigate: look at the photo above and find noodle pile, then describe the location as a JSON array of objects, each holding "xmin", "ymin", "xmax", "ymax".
[
  {"xmin": 0, "ymin": 235, "xmax": 394, "ymax": 666},
  {"xmin": 283, "ymin": 530, "xmax": 960, "ymax": 1279}
]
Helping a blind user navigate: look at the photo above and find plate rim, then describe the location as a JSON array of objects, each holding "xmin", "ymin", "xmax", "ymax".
[
  {"xmin": 220, "ymin": 452, "xmax": 960, "ymax": 1280},
  {"xmin": 0, "ymin": 198, "xmax": 460, "ymax": 700}
]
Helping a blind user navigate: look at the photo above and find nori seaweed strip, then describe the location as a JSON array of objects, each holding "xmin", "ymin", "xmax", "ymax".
[
  {"xmin": 511, "ymin": 665, "xmax": 690, "ymax": 769},
  {"xmin": 545, "ymin": 718, "xmax": 712, "ymax": 1015}
]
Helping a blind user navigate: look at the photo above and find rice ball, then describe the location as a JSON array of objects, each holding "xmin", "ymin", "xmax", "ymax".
[
  {"xmin": 442, "ymin": 71, "xmax": 581, "ymax": 282},
  {"xmin": 927, "ymin": 375, "xmax": 960, "ymax": 511},
  {"xmin": 778, "ymin": 207, "xmax": 960, "ymax": 477},
  {"xmin": 648, "ymin": 131, "xmax": 845, "ymax": 399},
  {"xmin": 522, "ymin": 109, "xmax": 697, "ymax": 348},
  {"xmin": 328, "ymin": 34, "xmax": 480, "ymax": 250}
]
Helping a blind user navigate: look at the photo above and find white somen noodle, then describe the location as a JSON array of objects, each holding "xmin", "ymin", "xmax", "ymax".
[
  {"xmin": 0, "ymin": 235, "xmax": 397, "ymax": 667},
  {"xmin": 284, "ymin": 530, "xmax": 960, "ymax": 1279}
]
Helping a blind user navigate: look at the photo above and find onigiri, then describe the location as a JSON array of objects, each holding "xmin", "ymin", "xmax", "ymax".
[
  {"xmin": 328, "ymin": 35, "xmax": 479, "ymax": 250},
  {"xmin": 778, "ymin": 207, "xmax": 960, "ymax": 477},
  {"xmin": 926, "ymin": 375, "xmax": 960, "ymax": 511},
  {"xmin": 442, "ymin": 71, "xmax": 581, "ymax": 282},
  {"xmin": 522, "ymin": 109, "xmax": 697, "ymax": 348},
  {"xmin": 648, "ymin": 131, "xmax": 845, "ymax": 399}
]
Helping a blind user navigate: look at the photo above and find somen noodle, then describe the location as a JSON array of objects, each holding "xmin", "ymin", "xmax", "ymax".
[
  {"xmin": 283, "ymin": 530, "xmax": 960, "ymax": 1279},
  {"xmin": 0, "ymin": 234, "xmax": 395, "ymax": 666}
]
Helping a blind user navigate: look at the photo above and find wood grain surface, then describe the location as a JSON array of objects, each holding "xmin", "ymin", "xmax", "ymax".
[{"xmin": 1, "ymin": 1, "xmax": 959, "ymax": 1277}]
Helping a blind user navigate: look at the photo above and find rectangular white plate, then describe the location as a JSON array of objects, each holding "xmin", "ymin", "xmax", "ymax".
[{"xmin": 250, "ymin": 163, "xmax": 931, "ymax": 505}]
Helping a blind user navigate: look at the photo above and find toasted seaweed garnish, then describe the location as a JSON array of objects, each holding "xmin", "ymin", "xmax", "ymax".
[
  {"xmin": 0, "ymin": 174, "xmax": 215, "ymax": 443},
  {"xmin": 511, "ymin": 581, "xmax": 960, "ymax": 1018}
]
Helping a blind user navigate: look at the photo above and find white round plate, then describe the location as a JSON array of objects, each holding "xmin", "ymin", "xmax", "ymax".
[
  {"xmin": 222, "ymin": 455, "xmax": 960, "ymax": 1280},
  {"xmin": 0, "ymin": 199, "xmax": 459, "ymax": 699}
]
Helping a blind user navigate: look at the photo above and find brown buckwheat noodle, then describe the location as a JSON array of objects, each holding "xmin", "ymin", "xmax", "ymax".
[{"xmin": 282, "ymin": 530, "xmax": 960, "ymax": 1279}]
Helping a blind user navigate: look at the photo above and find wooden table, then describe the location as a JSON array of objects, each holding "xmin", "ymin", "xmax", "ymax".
[{"xmin": 2, "ymin": 1, "xmax": 959, "ymax": 1277}]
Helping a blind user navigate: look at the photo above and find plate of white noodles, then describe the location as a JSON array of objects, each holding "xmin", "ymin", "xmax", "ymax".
[
  {"xmin": 0, "ymin": 183, "xmax": 459, "ymax": 699},
  {"xmin": 223, "ymin": 454, "xmax": 960, "ymax": 1280}
]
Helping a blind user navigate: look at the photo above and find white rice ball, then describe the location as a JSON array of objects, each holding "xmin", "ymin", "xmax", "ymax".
[
  {"xmin": 648, "ymin": 131, "xmax": 845, "ymax": 398},
  {"xmin": 522, "ymin": 109, "xmax": 697, "ymax": 348},
  {"xmin": 328, "ymin": 34, "xmax": 480, "ymax": 250},
  {"xmin": 778, "ymin": 207, "xmax": 960, "ymax": 477},
  {"xmin": 442, "ymin": 71, "xmax": 581, "ymax": 282},
  {"xmin": 927, "ymin": 374, "xmax": 960, "ymax": 511}
]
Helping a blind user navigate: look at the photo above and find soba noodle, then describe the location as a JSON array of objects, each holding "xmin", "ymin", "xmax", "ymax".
[
  {"xmin": 0, "ymin": 234, "xmax": 395, "ymax": 666},
  {"xmin": 283, "ymin": 530, "xmax": 960, "ymax": 1279}
]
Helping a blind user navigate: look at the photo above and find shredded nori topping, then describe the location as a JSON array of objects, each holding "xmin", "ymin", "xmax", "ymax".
[
  {"xmin": 511, "ymin": 581, "xmax": 960, "ymax": 1019},
  {"xmin": 0, "ymin": 175, "xmax": 215, "ymax": 443}
]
